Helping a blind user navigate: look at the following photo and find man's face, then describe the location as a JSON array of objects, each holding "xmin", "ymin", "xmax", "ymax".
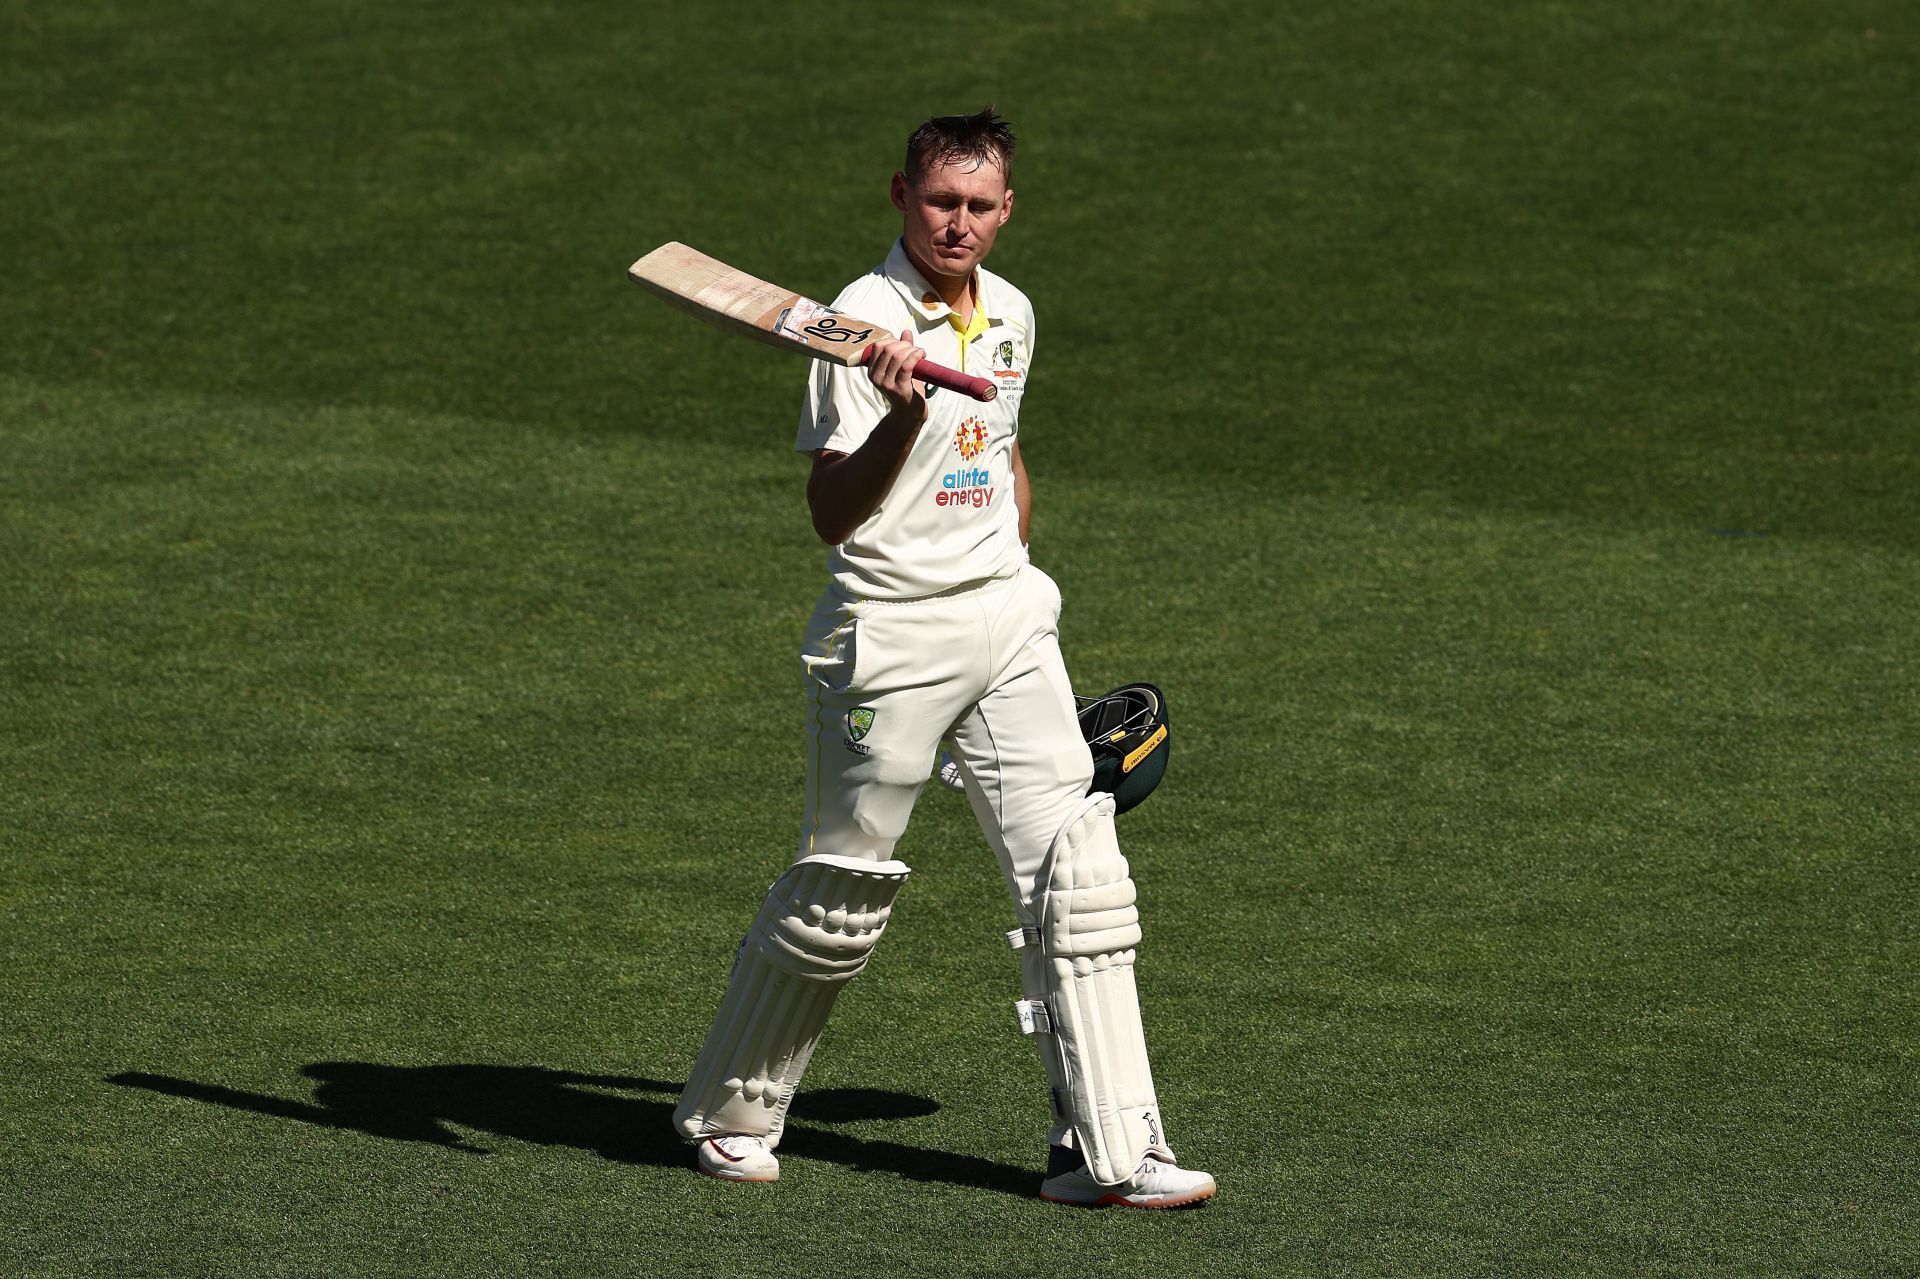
[{"xmin": 891, "ymin": 156, "xmax": 1014, "ymax": 284}]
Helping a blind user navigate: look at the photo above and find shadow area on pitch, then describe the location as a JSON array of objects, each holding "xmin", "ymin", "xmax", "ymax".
[{"xmin": 107, "ymin": 1064, "xmax": 1034, "ymax": 1195}]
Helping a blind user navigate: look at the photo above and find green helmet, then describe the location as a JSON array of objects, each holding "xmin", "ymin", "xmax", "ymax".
[{"xmin": 1076, "ymin": 682, "xmax": 1170, "ymax": 815}]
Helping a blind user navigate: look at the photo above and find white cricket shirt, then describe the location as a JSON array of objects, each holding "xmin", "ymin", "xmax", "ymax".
[{"xmin": 795, "ymin": 239, "xmax": 1034, "ymax": 601}]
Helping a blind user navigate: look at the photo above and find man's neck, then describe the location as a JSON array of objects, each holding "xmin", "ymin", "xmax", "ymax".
[{"xmin": 903, "ymin": 242, "xmax": 975, "ymax": 321}]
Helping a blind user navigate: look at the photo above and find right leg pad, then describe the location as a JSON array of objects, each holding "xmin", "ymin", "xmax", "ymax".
[{"xmin": 674, "ymin": 854, "xmax": 910, "ymax": 1146}]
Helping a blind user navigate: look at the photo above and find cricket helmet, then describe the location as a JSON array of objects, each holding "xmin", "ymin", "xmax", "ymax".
[{"xmin": 1076, "ymin": 682, "xmax": 1170, "ymax": 815}]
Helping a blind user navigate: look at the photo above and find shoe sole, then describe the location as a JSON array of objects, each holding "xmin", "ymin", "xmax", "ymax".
[
  {"xmin": 1039, "ymin": 1183, "xmax": 1216, "ymax": 1210},
  {"xmin": 697, "ymin": 1164, "xmax": 778, "ymax": 1183}
]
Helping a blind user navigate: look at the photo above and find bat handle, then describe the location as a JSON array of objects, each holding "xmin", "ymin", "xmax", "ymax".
[{"xmin": 860, "ymin": 346, "xmax": 998, "ymax": 403}]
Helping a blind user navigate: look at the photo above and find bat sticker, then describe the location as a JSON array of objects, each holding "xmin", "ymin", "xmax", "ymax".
[
  {"xmin": 774, "ymin": 298, "xmax": 829, "ymax": 345},
  {"xmin": 773, "ymin": 297, "xmax": 872, "ymax": 346},
  {"xmin": 801, "ymin": 314, "xmax": 873, "ymax": 346}
]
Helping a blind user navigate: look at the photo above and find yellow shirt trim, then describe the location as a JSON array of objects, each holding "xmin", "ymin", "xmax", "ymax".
[{"xmin": 947, "ymin": 284, "xmax": 991, "ymax": 348}]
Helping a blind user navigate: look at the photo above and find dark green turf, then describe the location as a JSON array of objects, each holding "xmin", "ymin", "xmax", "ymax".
[{"xmin": 3, "ymin": 3, "xmax": 1914, "ymax": 1275}]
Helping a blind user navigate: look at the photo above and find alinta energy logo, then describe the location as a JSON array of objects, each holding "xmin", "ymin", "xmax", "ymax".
[
  {"xmin": 952, "ymin": 417, "xmax": 987, "ymax": 461},
  {"xmin": 938, "ymin": 417, "xmax": 993, "ymax": 509},
  {"xmin": 936, "ymin": 464, "xmax": 993, "ymax": 509}
]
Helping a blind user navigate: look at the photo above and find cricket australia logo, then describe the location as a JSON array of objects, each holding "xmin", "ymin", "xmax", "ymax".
[
  {"xmin": 952, "ymin": 417, "xmax": 988, "ymax": 460},
  {"xmin": 991, "ymin": 339, "xmax": 1024, "ymax": 384},
  {"xmin": 846, "ymin": 707, "xmax": 875, "ymax": 741}
]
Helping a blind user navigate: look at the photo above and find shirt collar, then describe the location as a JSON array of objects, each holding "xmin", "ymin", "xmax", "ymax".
[{"xmin": 882, "ymin": 238, "xmax": 1006, "ymax": 328}]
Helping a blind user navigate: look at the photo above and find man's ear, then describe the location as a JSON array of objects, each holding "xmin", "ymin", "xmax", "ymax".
[
  {"xmin": 999, "ymin": 187, "xmax": 1015, "ymax": 227},
  {"xmin": 890, "ymin": 171, "xmax": 911, "ymax": 212}
]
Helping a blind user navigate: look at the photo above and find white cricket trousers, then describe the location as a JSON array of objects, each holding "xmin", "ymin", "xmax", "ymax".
[{"xmin": 797, "ymin": 563, "xmax": 1095, "ymax": 917}]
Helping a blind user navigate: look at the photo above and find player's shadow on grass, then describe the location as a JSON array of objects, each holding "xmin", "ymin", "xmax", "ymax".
[{"xmin": 107, "ymin": 1064, "xmax": 1033, "ymax": 1196}]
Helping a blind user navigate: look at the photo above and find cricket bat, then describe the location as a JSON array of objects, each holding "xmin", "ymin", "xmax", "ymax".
[{"xmin": 628, "ymin": 242, "xmax": 997, "ymax": 402}]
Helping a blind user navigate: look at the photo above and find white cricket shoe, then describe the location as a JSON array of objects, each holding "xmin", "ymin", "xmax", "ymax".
[
  {"xmin": 696, "ymin": 1134, "xmax": 779, "ymax": 1183},
  {"xmin": 1039, "ymin": 1150, "xmax": 1216, "ymax": 1209}
]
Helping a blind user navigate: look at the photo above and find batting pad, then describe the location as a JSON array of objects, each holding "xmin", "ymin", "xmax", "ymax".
[
  {"xmin": 674, "ymin": 854, "xmax": 910, "ymax": 1145},
  {"xmin": 1025, "ymin": 792, "xmax": 1168, "ymax": 1185}
]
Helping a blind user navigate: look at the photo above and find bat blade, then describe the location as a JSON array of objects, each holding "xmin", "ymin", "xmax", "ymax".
[{"xmin": 628, "ymin": 242, "xmax": 996, "ymax": 402}]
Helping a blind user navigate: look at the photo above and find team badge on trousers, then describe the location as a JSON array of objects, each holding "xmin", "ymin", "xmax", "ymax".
[{"xmin": 846, "ymin": 708, "xmax": 876, "ymax": 741}]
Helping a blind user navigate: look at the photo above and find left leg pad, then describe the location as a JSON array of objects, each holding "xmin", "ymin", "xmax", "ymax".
[{"xmin": 1015, "ymin": 793, "xmax": 1167, "ymax": 1185}]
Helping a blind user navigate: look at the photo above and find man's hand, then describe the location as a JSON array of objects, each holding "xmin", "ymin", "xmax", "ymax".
[{"xmin": 865, "ymin": 330, "xmax": 929, "ymax": 421}]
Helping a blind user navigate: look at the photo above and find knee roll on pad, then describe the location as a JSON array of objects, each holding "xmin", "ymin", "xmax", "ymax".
[
  {"xmin": 674, "ymin": 854, "xmax": 910, "ymax": 1146},
  {"xmin": 1012, "ymin": 792, "xmax": 1168, "ymax": 1186}
]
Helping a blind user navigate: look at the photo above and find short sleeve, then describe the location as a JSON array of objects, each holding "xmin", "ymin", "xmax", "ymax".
[{"xmin": 795, "ymin": 350, "xmax": 890, "ymax": 455}]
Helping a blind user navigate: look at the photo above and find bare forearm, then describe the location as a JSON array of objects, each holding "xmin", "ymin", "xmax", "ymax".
[{"xmin": 807, "ymin": 407, "xmax": 925, "ymax": 544}]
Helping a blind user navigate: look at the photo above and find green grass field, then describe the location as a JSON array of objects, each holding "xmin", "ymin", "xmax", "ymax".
[{"xmin": 4, "ymin": 2, "xmax": 1915, "ymax": 1275}]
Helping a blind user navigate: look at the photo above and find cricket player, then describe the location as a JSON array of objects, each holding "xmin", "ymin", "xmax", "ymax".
[{"xmin": 672, "ymin": 108, "xmax": 1215, "ymax": 1209}]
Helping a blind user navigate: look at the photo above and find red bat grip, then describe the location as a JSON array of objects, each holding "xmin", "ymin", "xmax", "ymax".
[{"xmin": 860, "ymin": 345, "xmax": 997, "ymax": 402}]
